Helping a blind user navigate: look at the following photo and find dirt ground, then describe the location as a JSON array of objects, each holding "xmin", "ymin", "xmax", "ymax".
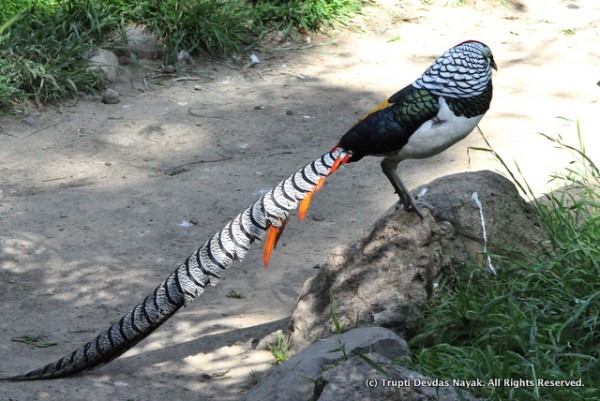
[{"xmin": 1, "ymin": 1, "xmax": 598, "ymax": 400}]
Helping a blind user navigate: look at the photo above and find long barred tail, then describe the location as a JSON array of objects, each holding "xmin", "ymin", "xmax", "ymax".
[{"xmin": 2, "ymin": 148, "xmax": 350, "ymax": 381}]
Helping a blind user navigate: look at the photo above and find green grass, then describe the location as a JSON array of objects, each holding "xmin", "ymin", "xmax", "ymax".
[
  {"xmin": 254, "ymin": 0, "xmax": 361, "ymax": 35},
  {"xmin": 0, "ymin": 0, "xmax": 119, "ymax": 110},
  {"xmin": 226, "ymin": 289, "xmax": 246, "ymax": 299},
  {"xmin": 406, "ymin": 123, "xmax": 599, "ymax": 400},
  {"xmin": 268, "ymin": 331, "xmax": 289, "ymax": 365},
  {"xmin": 560, "ymin": 28, "xmax": 576, "ymax": 36},
  {"xmin": 11, "ymin": 334, "xmax": 58, "ymax": 348},
  {"xmin": 134, "ymin": 0, "xmax": 257, "ymax": 62},
  {"xmin": 0, "ymin": 0, "xmax": 362, "ymax": 112}
]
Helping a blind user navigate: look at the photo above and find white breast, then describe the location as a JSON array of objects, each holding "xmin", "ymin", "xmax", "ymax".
[{"xmin": 390, "ymin": 97, "xmax": 483, "ymax": 160}]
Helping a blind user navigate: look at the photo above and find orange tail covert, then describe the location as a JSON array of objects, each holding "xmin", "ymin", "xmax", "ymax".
[
  {"xmin": 263, "ymin": 219, "xmax": 287, "ymax": 267},
  {"xmin": 297, "ymin": 151, "xmax": 350, "ymax": 221},
  {"xmin": 265, "ymin": 149, "xmax": 350, "ymax": 267}
]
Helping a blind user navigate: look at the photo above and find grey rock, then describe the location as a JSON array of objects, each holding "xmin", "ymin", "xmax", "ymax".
[
  {"xmin": 287, "ymin": 171, "xmax": 546, "ymax": 354},
  {"xmin": 124, "ymin": 25, "xmax": 161, "ymax": 59},
  {"xmin": 89, "ymin": 49, "xmax": 119, "ymax": 82},
  {"xmin": 101, "ymin": 88, "xmax": 120, "ymax": 104},
  {"xmin": 21, "ymin": 116, "xmax": 40, "ymax": 127},
  {"xmin": 414, "ymin": 170, "xmax": 546, "ymax": 261},
  {"xmin": 239, "ymin": 327, "xmax": 409, "ymax": 401},
  {"xmin": 315, "ymin": 353, "xmax": 480, "ymax": 401},
  {"xmin": 256, "ymin": 330, "xmax": 284, "ymax": 351},
  {"xmin": 102, "ymin": 88, "xmax": 121, "ymax": 104},
  {"xmin": 288, "ymin": 207, "xmax": 454, "ymax": 353},
  {"xmin": 244, "ymin": 171, "xmax": 546, "ymax": 401}
]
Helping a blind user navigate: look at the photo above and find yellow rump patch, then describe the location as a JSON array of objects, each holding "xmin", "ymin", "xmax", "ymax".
[{"xmin": 353, "ymin": 99, "xmax": 393, "ymax": 127}]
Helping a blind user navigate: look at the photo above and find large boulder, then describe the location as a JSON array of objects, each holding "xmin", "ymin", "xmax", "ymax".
[
  {"xmin": 243, "ymin": 171, "xmax": 546, "ymax": 401},
  {"xmin": 415, "ymin": 169, "xmax": 546, "ymax": 261},
  {"xmin": 288, "ymin": 208, "xmax": 454, "ymax": 353},
  {"xmin": 286, "ymin": 170, "xmax": 546, "ymax": 354},
  {"xmin": 315, "ymin": 352, "xmax": 480, "ymax": 401},
  {"xmin": 240, "ymin": 327, "xmax": 480, "ymax": 401}
]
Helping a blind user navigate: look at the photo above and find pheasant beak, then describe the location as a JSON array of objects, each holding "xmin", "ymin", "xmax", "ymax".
[{"xmin": 490, "ymin": 57, "xmax": 498, "ymax": 71}]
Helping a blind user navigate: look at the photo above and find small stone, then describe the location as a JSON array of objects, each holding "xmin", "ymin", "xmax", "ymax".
[
  {"xmin": 254, "ymin": 105, "xmax": 265, "ymax": 110},
  {"xmin": 102, "ymin": 88, "xmax": 120, "ymax": 104},
  {"xmin": 273, "ymin": 30, "xmax": 286, "ymax": 42},
  {"xmin": 177, "ymin": 49, "xmax": 190, "ymax": 63},
  {"xmin": 89, "ymin": 49, "xmax": 119, "ymax": 82},
  {"xmin": 300, "ymin": 33, "xmax": 311, "ymax": 44},
  {"xmin": 286, "ymin": 110, "xmax": 294, "ymax": 115},
  {"xmin": 123, "ymin": 24, "xmax": 161, "ymax": 59},
  {"xmin": 311, "ymin": 214, "xmax": 325, "ymax": 222},
  {"xmin": 21, "ymin": 116, "xmax": 38, "ymax": 126},
  {"xmin": 212, "ymin": 369, "xmax": 230, "ymax": 377}
]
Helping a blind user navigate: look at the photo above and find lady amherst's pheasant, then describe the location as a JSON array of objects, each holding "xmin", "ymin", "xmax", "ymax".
[
  {"xmin": 2, "ymin": 40, "xmax": 495, "ymax": 381},
  {"xmin": 338, "ymin": 40, "xmax": 496, "ymax": 218}
]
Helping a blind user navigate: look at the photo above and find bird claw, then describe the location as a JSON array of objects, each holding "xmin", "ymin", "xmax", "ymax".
[{"xmin": 395, "ymin": 196, "xmax": 434, "ymax": 220}]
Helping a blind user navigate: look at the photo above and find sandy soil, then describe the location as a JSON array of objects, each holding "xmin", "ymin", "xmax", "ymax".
[{"xmin": 1, "ymin": 1, "xmax": 598, "ymax": 400}]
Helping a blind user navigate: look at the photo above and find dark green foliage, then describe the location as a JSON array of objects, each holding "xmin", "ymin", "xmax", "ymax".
[
  {"xmin": 0, "ymin": 0, "xmax": 117, "ymax": 110},
  {"xmin": 0, "ymin": 0, "xmax": 362, "ymax": 111},
  {"xmin": 135, "ymin": 0, "xmax": 256, "ymax": 60},
  {"xmin": 254, "ymin": 0, "xmax": 361, "ymax": 34}
]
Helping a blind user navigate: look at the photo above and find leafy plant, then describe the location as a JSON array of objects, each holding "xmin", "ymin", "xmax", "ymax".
[
  {"xmin": 268, "ymin": 331, "xmax": 289, "ymax": 365},
  {"xmin": 254, "ymin": 0, "xmax": 361, "ymax": 35},
  {"xmin": 407, "ymin": 123, "xmax": 599, "ymax": 401},
  {"xmin": 136, "ymin": 0, "xmax": 256, "ymax": 61},
  {"xmin": 11, "ymin": 334, "xmax": 59, "ymax": 348},
  {"xmin": 329, "ymin": 290, "xmax": 343, "ymax": 334},
  {"xmin": 0, "ymin": 0, "xmax": 115, "ymax": 110},
  {"xmin": 0, "ymin": 0, "xmax": 363, "ymax": 110},
  {"xmin": 226, "ymin": 289, "xmax": 246, "ymax": 299},
  {"xmin": 560, "ymin": 28, "xmax": 575, "ymax": 36}
]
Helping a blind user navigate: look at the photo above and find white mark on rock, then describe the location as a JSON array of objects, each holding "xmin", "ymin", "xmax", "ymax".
[{"xmin": 471, "ymin": 192, "xmax": 496, "ymax": 275}]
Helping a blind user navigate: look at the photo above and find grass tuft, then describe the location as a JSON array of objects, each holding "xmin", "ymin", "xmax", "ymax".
[
  {"xmin": 254, "ymin": 0, "xmax": 361, "ymax": 35},
  {"xmin": 0, "ymin": 0, "xmax": 118, "ymax": 110},
  {"xmin": 0, "ymin": 0, "xmax": 362, "ymax": 111},
  {"xmin": 134, "ymin": 0, "xmax": 257, "ymax": 61},
  {"xmin": 406, "ymin": 122, "xmax": 599, "ymax": 401},
  {"xmin": 268, "ymin": 331, "xmax": 289, "ymax": 365}
]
